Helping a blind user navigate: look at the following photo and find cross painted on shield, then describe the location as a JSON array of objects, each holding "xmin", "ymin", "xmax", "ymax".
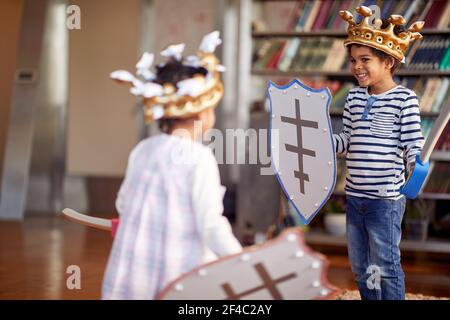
[
  {"xmin": 221, "ymin": 263, "xmax": 296, "ymax": 300},
  {"xmin": 281, "ymin": 99, "xmax": 318, "ymax": 195},
  {"xmin": 158, "ymin": 228, "xmax": 340, "ymax": 299}
]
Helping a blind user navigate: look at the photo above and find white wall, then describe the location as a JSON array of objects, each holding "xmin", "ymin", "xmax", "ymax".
[
  {"xmin": 67, "ymin": 0, "xmax": 216, "ymax": 177},
  {"xmin": 67, "ymin": 0, "xmax": 140, "ymax": 176}
]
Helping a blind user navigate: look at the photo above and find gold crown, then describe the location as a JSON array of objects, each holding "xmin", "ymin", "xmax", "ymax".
[
  {"xmin": 339, "ymin": 6, "xmax": 424, "ymax": 62},
  {"xmin": 141, "ymin": 52, "xmax": 224, "ymax": 123},
  {"xmin": 110, "ymin": 31, "xmax": 224, "ymax": 123}
]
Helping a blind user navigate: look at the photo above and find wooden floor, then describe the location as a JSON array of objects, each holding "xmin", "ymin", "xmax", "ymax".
[{"xmin": 0, "ymin": 215, "xmax": 449, "ymax": 299}]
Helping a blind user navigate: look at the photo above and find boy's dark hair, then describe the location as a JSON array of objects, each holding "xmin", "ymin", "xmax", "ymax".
[
  {"xmin": 155, "ymin": 59, "xmax": 208, "ymax": 132},
  {"xmin": 347, "ymin": 19, "xmax": 405, "ymax": 74}
]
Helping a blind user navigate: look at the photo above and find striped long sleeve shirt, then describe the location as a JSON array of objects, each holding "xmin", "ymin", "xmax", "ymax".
[{"xmin": 333, "ymin": 85, "xmax": 424, "ymax": 199}]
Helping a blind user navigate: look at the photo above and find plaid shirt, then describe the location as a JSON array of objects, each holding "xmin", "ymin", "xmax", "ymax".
[{"xmin": 102, "ymin": 134, "xmax": 242, "ymax": 299}]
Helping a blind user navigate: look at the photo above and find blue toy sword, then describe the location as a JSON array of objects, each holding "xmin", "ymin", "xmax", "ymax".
[{"xmin": 401, "ymin": 100, "xmax": 450, "ymax": 199}]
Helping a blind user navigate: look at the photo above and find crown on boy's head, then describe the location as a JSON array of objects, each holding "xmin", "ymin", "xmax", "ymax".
[
  {"xmin": 339, "ymin": 6, "xmax": 424, "ymax": 62},
  {"xmin": 110, "ymin": 31, "xmax": 225, "ymax": 123}
]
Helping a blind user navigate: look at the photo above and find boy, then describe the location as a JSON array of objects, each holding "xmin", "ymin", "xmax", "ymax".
[
  {"xmin": 334, "ymin": 7, "xmax": 425, "ymax": 300},
  {"xmin": 103, "ymin": 31, "xmax": 242, "ymax": 299}
]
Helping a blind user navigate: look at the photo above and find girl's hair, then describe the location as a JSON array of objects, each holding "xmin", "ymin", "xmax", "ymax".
[
  {"xmin": 155, "ymin": 59, "xmax": 208, "ymax": 133},
  {"xmin": 154, "ymin": 59, "xmax": 207, "ymax": 86},
  {"xmin": 158, "ymin": 118, "xmax": 176, "ymax": 133},
  {"xmin": 347, "ymin": 19, "xmax": 405, "ymax": 74}
]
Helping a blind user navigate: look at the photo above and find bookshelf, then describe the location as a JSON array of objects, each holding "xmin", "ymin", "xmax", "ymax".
[
  {"xmin": 253, "ymin": 28, "xmax": 450, "ymax": 38},
  {"xmin": 252, "ymin": 69, "xmax": 450, "ymax": 77},
  {"xmin": 246, "ymin": 0, "xmax": 450, "ymax": 247}
]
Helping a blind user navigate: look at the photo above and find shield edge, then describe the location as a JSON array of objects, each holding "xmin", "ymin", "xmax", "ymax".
[
  {"xmin": 266, "ymin": 79, "xmax": 337, "ymax": 225},
  {"xmin": 157, "ymin": 227, "xmax": 341, "ymax": 300}
]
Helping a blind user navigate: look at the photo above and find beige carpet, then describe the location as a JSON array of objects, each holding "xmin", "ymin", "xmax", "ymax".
[{"xmin": 335, "ymin": 290, "xmax": 450, "ymax": 300}]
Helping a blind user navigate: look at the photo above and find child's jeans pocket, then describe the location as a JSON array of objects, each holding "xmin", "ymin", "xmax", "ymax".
[{"xmin": 370, "ymin": 113, "xmax": 395, "ymax": 137}]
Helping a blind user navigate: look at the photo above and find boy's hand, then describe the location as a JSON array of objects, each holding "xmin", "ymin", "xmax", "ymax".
[{"xmin": 407, "ymin": 162, "xmax": 415, "ymax": 177}]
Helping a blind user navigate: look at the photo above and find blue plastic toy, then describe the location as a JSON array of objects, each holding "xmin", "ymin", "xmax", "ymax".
[{"xmin": 401, "ymin": 101, "xmax": 450, "ymax": 199}]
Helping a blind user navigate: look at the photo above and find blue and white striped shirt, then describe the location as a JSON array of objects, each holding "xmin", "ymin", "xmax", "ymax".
[{"xmin": 333, "ymin": 85, "xmax": 424, "ymax": 199}]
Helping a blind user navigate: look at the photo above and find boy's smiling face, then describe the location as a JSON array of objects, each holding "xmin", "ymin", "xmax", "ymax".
[{"xmin": 349, "ymin": 45, "xmax": 394, "ymax": 89}]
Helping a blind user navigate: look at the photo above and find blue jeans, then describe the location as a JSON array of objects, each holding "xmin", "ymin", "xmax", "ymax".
[{"xmin": 346, "ymin": 195, "xmax": 406, "ymax": 300}]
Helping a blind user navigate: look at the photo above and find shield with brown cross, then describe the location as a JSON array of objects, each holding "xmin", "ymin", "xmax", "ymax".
[
  {"xmin": 158, "ymin": 228, "xmax": 339, "ymax": 300},
  {"xmin": 267, "ymin": 79, "xmax": 336, "ymax": 224}
]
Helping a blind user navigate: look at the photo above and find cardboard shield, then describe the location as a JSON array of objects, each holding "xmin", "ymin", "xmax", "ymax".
[
  {"xmin": 158, "ymin": 228, "xmax": 339, "ymax": 300},
  {"xmin": 267, "ymin": 79, "xmax": 336, "ymax": 224}
]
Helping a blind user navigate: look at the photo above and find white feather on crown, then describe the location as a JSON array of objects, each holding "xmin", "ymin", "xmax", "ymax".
[{"xmin": 110, "ymin": 31, "xmax": 225, "ymax": 123}]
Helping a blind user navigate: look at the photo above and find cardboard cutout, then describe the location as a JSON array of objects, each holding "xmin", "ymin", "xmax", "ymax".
[
  {"xmin": 158, "ymin": 227, "xmax": 340, "ymax": 300},
  {"xmin": 267, "ymin": 79, "xmax": 336, "ymax": 224}
]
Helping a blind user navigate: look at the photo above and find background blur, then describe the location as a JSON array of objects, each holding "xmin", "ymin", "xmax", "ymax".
[{"xmin": 0, "ymin": 0, "xmax": 449, "ymax": 299}]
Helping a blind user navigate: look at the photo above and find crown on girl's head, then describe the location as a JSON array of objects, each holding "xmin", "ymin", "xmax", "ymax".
[
  {"xmin": 110, "ymin": 31, "xmax": 225, "ymax": 123},
  {"xmin": 339, "ymin": 6, "xmax": 424, "ymax": 62}
]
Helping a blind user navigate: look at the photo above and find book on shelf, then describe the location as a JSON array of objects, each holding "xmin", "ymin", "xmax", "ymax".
[
  {"xmin": 304, "ymin": 0, "xmax": 323, "ymax": 31},
  {"xmin": 312, "ymin": 0, "xmax": 335, "ymax": 30},
  {"xmin": 440, "ymin": 43, "xmax": 450, "ymax": 70},
  {"xmin": 296, "ymin": 0, "xmax": 314, "ymax": 31},
  {"xmin": 428, "ymin": 79, "xmax": 445, "ymax": 112},
  {"xmin": 434, "ymin": 124, "xmax": 450, "ymax": 152},
  {"xmin": 398, "ymin": 77, "xmax": 450, "ymax": 113},
  {"xmin": 382, "ymin": 0, "xmax": 400, "ymax": 21},
  {"xmin": 322, "ymin": 39, "xmax": 347, "ymax": 71},
  {"xmin": 330, "ymin": 82, "xmax": 354, "ymax": 109},
  {"xmin": 325, "ymin": 0, "xmax": 346, "ymax": 29},
  {"xmin": 407, "ymin": 36, "xmax": 450, "ymax": 71},
  {"xmin": 278, "ymin": 38, "xmax": 302, "ymax": 71},
  {"xmin": 253, "ymin": 40, "xmax": 283, "ymax": 70},
  {"xmin": 331, "ymin": 0, "xmax": 354, "ymax": 29},
  {"xmin": 252, "ymin": 40, "xmax": 271, "ymax": 65},
  {"xmin": 422, "ymin": 119, "xmax": 434, "ymax": 139},
  {"xmin": 291, "ymin": 38, "xmax": 315, "ymax": 70},
  {"xmin": 437, "ymin": 1, "xmax": 450, "ymax": 29},
  {"xmin": 421, "ymin": 78, "xmax": 441, "ymax": 112},
  {"xmin": 403, "ymin": 0, "xmax": 420, "ymax": 22},
  {"xmin": 415, "ymin": 0, "xmax": 434, "ymax": 22},
  {"xmin": 266, "ymin": 40, "xmax": 289, "ymax": 69},
  {"xmin": 307, "ymin": 38, "xmax": 334, "ymax": 70},
  {"xmin": 422, "ymin": 0, "xmax": 449, "ymax": 28},
  {"xmin": 423, "ymin": 162, "xmax": 450, "ymax": 194},
  {"xmin": 286, "ymin": 1, "xmax": 305, "ymax": 31},
  {"xmin": 431, "ymin": 78, "xmax": 450, "ymax": 112}
]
